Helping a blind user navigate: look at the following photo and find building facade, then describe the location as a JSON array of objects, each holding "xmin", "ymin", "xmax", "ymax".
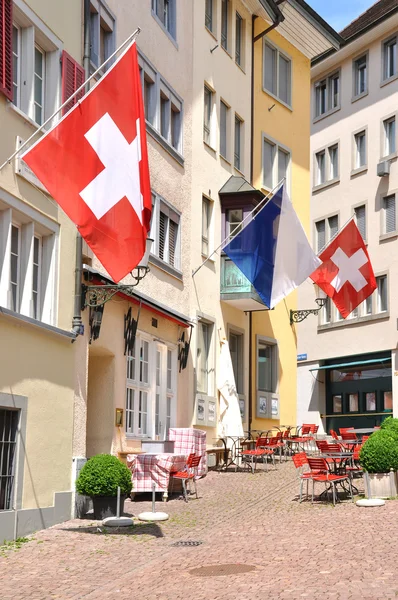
[
  {"xmin": 297, "ymin": 0, "xmax": 398, "ymax": 433},
  {"xmin": 0, "ymin": 0, "xmax": 83, "ymax": 538}
]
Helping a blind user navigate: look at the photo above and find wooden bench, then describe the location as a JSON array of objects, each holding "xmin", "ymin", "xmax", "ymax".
[{"xmin": 206, "ymin": 447, "xmax": 228, "ymax": 470}]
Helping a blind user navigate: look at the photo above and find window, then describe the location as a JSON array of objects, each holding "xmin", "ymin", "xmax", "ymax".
[
  {"xmin": 314, "ymin": 71, "xmax": 340, "ymax": 118},
  {"xmin": 220, "ymin": 100, "xmax": 229, "ymax": 158},
  {"xmin": 263, "ymin": 40, "xmax": 291, "ymax": 106},
  {"xmin": 383, "ymin": 117, "xmax": 396, "ymax": 156},
  {"xmin": 227, "ymin": 208, "xmax": 243, "ymax": 247},
  {"xmin": 126, "ymin": 337, "xmax": 176, "ymax": 439},
  {"xmin": 202, "ymin": 197, "xmax": 211, "ymax": 257},
  {"xmin": 257, "ymin": 339, "xmax": 277, "ymax": 393},
  {"xmin": 152, "ymin": 0, "xmax": 176, "ymax": 41},
  {"xmin": 353, "ymin": 55, "xmax": 367, "ymax": 97},
  {"xmin": 377, "ymin": 275, "xmax": 388, "ymax": 312},
  {"xmin": 235, "ymin": 12, "xmax": 243, "ymax": 66},
  {"xmin": 315, "ymin": 220, "xmax": 325, "ymax": 253},
  {"xmin": 328, "ymin": 215, "xmax": 338, "ymax": 239},
  {"xmin": 329, "ymin": 145, "xmax": 338, "ymax": 180},
  {"xmin": 0, "ymin": 207, "xmax": 56, "ymax": 324},
  {"xmin": 354, "ymin": 130, "xmax": 366, "ymax": 169},
  {"xmin": 229, "ymin": 331, "xmax": 243, "ymax": 395},
  {"xmin": 12, "ymin": 25, "xmax": 20, "ymax": 106},
  {"xmin": 314, "ymin": 143, "xmax": 339, "ymax": 187},
  {"xmin": 205, "ymin": 0, "xmax": 214, "ymax": 32},
  {"xmin": 322, "ymin": 297, "xmax": 332, "ymax": 324},
  {"xmin": 383, "ymin": 194, "xmax": 396, "ymax": 234},
  {"xmin": 315, "ymin": 215, "xmax": 338, "ymax": 253},
  {"xmin": 197, "ymin": 321, "xmax": 214, "ymax": 395},
  {"xmin": 221, "ymin": 0, "xmax": 229, "ymax": 51},
  {"xmin": 315, "ymin": 150, "xmax": 326, "ymax": 185},
  {"xmin": 139, "ymin": 52, "xmax": 184, "ymax": 156},
  {"xmin": 33, "ymin": 46, "xmax": 45, "ymax": 125},
  {"xmin": 150, "ymin": 193, "xmax": 181, "ymax": 271},
  {"xmin": 263, "ymin": 136, "xmax": 290, "ymax": 189},
  {"xmin": 355, "ymin": 205, "xmax": 366, "ymax": 241},
  {"xmin": 203, "ymin": 85, "xmax": 213, "ymax": 145},
  {"xmin": 0, "ymin": 409, "xmax": 19, "ymax": 511},
  {"xmin": 383, "ymin": 36, "xmax": 397, "ymax": 81},
  {"xmin": 234, "ymin": 115, "xmax": 242, "ymax": 171},
  {"xmin": 90, "ymin": 0, "xmax": 115, "ymax": 73}
]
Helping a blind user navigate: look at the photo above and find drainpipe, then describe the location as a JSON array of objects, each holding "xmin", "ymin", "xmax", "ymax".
[
  {"xmin": 72, "ymin": 0, "xmax": 91, "ymax": 337},
  {"xmin": 248, "ymin": 311, "xmax": 253, "ymax": 435}
]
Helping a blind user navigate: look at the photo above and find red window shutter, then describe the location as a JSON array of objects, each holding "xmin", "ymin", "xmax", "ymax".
[
  {"xmin": 61, "ymin": 50, "xmax": 85, "ymax": 116},
  {"xmin": 0, "ymin": 0, "xmax": 13, "ymax": 101}
]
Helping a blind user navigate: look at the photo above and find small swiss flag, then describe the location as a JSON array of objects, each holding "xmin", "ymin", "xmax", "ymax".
[
  {"xmin": 310, "ymin": 219, "xmax": 376, "ymax": 318},
  {"xmin": 22, "ymin": 41, "xmax": 151, "ymax": 283}
]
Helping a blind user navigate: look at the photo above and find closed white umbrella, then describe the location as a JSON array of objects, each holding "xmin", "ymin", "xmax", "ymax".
[{"xmin": 217, "ymin": 339, "xmax": 244, "ymax": 441}]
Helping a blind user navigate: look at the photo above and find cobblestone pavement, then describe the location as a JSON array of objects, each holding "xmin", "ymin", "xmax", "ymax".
[{"xmin": 1, "ymin": 461, "xmax": 398, "ymax": 600}]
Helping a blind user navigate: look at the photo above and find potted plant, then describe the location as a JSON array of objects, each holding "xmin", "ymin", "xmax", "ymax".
[
  {"xmin": 76, "ymin": 454, "xmax": 132, "ymax": 520},
  {"xmin": 360, "ymin": 428, "xmax": 398, "ymax": 498}
]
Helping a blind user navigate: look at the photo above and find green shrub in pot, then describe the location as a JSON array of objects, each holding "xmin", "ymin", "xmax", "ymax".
[
  {"xmin": 359, "ymin": 430, "xmax": 398, "ymax": 474},
  {"xmin": 380, "ymin": 416, "xmax": 398, "ymax": 438},
  {"xmin": 76, "ymin": 454, "xmax": 132, "ymax": 497}
]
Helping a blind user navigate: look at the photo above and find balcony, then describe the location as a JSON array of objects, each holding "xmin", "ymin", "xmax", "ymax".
[{"xmin": 220, "ymin": 255, "xmax": 267, "ymax": 311}]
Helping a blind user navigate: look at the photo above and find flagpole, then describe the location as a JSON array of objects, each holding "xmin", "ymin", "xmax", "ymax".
[
  {"xmin": 192, "ymin": 178, "xmax": 285, "ymax": 277},
  {"xmin": 0, "ymin": 27, "xmax": 141, "ymax": 172}
]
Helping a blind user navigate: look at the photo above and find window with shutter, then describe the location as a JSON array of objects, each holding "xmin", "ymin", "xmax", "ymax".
[
  {"xmin": 168, "ymin": 219, "xmax": 176, "ymax": 267},
  {"xmin": 159, "ymin": 211, "xmax": 167, "ymax": 260},
  {"xmin": 328, "ymin": 215, "xmax": 338, "ymax": 239},
  {"xmin": 355, "ymin": 205, "xmax": 366, "ymax": 240},
  {"xmin": 316, "ymin": 220, "xmax": 325, "ymax": 253},
  {"xmin": 0, "ymin": 0, "xmax": 13, "ymax": 101},
  {"xmin": 62, "ymin": 51, "xmax": 85, "ymax": 116},
  {"xmin": 384, "ymin": 194, "xmax": 396, "ymax": 234}
]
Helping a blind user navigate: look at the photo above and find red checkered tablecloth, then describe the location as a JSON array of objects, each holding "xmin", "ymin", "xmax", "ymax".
[
  {"xmin": 127, "ymin": 453, "xmax": 187, "ymax": 493},
  {"xmin": 168, "ymin": 428, "xmax": 207, "ymax": 477}
]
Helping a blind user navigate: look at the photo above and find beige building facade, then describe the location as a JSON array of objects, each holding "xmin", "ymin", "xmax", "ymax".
[{"xmin": 297, "ymin": 2, "xmax": 398, "ymax": 433}]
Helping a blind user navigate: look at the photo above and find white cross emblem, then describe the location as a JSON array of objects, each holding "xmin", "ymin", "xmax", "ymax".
[
  {"xmin": 80, "ymin": 113, "xmax": 143, "ymax": 222},
  {"xmin": 329, "ymin": 247, "xmax": 368, "ymax": 293}
]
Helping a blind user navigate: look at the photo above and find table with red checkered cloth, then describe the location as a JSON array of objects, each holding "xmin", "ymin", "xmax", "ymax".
[
  {"xmin": 168, "ymin": 428, "xmax": 207, "ymax": 477},
  {"xmin": 127, "ymin": 453, "xmax": 187, "ymax": 494}
]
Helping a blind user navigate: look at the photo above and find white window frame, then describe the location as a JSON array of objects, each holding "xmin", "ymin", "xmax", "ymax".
[
  {"xmin": 10, "ymin": 224, "xmax": 21, "ymax": 313},
  {"xmin": 126, "ymin": 334, "xmax": 177, "ymax": 440},
  {"xmin": 354, "ymin": 203, "xmax": 367, "ymax": 242},
  {"xmin": 234, "ymin": 114, "xmax": 243, "ymax": 172},
  {"xmin": 152, "ymin": 0, "xmax": 177, "ymax": 43},
  {"xmin": 150, "ymin": 192, "xmax": 181, "ymax": 274},
  {"xmin": 219, "ymin": 99, "xmax": 230, "ymax": 160},
  {"xmin": 196, "ymin": 318, "xmax": 215, "ymax": 397},
  {"xmin": 10, "ymin": 0, "xmax": 63, "ymax": 128},
  {"xmin": 89, "ymin": 0, "xmax": 115, "ymax": 74},
  {"xmin": 382, "ymin": 35, "xmax": 397, "ymax": 84},
  {"xmin": 314, "ymin": 69, "xmax": 341, "ymax": 121},
  {"xmin": 262, "ymin": 133, "xmax": 291, "ymax": 192},
  {"xmin": 201, "ymin": 196, "xmax": 212, "ymax": 258},
  {"xmin": 205, "ymin": 0, "xmax": 216, "ymax": 33},
  {"xmin": 12, "ymin": 23, "xmax": 21, "ymax": 108},
  {"xmin": 381, "ymin": 192, "xmax": 396, "ymax": 236},
  {"xmin": 352, "ymin": 127, "xmax": 367, "ymax": 173},
  {"xmin": 313, "ymin": 141, "xmax": 340, "ymax": 189},
  {"xmin": 235, "ymin": 11, "xmax": 244, "ymax": 68},
  {"xmin": 256, "ymin": 335, "xmax": 278, "ymax": 394},
  {"xmin": 314, "ymin": 213, "xmax": 339, "ymax": 255},
  {"xmin": 262, "ymin": 38, "xmax": 292, "ymax": 109},
  {"xmin": 33, "ymin": 44, "xmax": 45, "ymax": 126},
  {"xmin": 352, "ymin": 52, "xmax": 368, "ymax": 100},
  {"xmin": 221, "ymin": 0, "xmax": 230, "ymax": 52},
  {"xmin": 0, "ymin": 196, "xmax": 58, "ymax": 325},
  {"xmin": 138, "ymin": 50, "xmax": 184, "ymax": 159},
  {"xmin": 382, "ymin": 115, "xmax": 396, "ymax": 158}
]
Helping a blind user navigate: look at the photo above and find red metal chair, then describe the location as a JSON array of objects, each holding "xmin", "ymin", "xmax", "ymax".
[
  {"xmin": 339, "ymin": 427, "xmax": 355, "ymax": 435},
  {"xmin": 261, "ymin": 435, "xmax": 285, "ymax": 463},
  {"xmin": 345, "ymin": 444, "xmax": 363, "ymax": 480},
  {"xmin": 307, "ymin": 457, "xmax": 354, "ymax": 505},
  {"xmin": 171, "ymin": 454, "xmax": 202, "ymax": 502},
  {"xmin": 239, "ymin": 437, "xmax": 274, "ymax": 473},
  {"xmin": 292, "ymin": 453, "xmax": 322, "ymax": 502},
  {"xmin": 330, "ymin": 429, "xmax": 340, "ymax": 440}
]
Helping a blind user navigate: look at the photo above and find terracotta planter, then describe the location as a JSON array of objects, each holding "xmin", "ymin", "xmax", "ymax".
[
  {"xmin": 92, "ymin": 495, "xmax": 126, "ymax": 520},
  {"xmin": 364, "ymin": 472, "xmax": 398, "ymax": 499}
]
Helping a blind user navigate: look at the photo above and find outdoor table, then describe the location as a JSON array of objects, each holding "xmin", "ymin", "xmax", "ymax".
[
  {"xmin": 319, "ymin": 451, "xmax": 356, "ymax": 496},
  {"xmin": 218, "ymin": 436, "xmax": 250, "ymax": 469},
  {"xmin": 127, "ymin": 452, "xmax": 187, "ymax": 501},
  {"xmin": 350, "ymin": 428, "xmax": 378, "ymax": 434}
]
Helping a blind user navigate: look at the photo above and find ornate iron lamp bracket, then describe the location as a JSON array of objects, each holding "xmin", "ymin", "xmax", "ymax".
[
  {"xmin": 82, "ymin": 267, "xmax": 150, "ymax": 308},
  {"xmin": 290, "ymin": 298, "xmax": 327, "ymax": 325}
]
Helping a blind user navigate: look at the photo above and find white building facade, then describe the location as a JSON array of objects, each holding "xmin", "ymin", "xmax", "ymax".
[{"xmin": 297, "ymin": 2, "xmax": 398, "ymax": 434}]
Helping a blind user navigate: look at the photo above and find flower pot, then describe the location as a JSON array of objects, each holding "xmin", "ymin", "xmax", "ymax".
[
  {"xmin": 364, "ymin": 471, "xmax": 398, "ymax": 499},
  {"xmin": 92, "ymin": 495, "xmax": 126, "ymax": 520}
]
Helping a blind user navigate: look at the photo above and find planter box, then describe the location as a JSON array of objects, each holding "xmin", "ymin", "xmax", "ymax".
[
  {"xmin": 364, "ymin": 472, "xmax": 398, "ymax": 499},
  {"xmin": 92, "ymin": 495, "xmax": 126, "ymax": 520}
]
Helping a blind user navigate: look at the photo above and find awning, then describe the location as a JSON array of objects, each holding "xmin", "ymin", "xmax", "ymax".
[{"xmin": 309, "ymin": 357, "xmax": 391, "ymax": 372}]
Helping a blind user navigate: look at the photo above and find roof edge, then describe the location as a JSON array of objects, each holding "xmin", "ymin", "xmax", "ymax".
[{"xmin": 288, "ymin": 0, "xmax": 344, "ymax": 48}]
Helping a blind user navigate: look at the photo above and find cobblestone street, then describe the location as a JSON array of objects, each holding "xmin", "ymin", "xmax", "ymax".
[{"xmin": 1, "ymin": 461, "xmax": 398, "ymax": 600}]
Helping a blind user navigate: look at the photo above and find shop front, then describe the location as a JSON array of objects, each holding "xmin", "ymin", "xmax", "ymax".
[{"xmin": 314, "ymin": 352, "xmax": 393, "ymax": 433}]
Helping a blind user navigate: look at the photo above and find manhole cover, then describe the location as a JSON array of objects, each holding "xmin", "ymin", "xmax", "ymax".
[
  {"xmin": 189, "ymin": 564, "xmax": 256, "ymax": 577},
  {"xmin": 171, "ymin": 540, "xmax": 203, "ymax": 547}
]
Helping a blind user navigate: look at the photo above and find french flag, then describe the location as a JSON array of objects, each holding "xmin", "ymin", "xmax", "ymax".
[{"xmin": 223, "ymin": 184, "xmax": 321, "ymax": 309}]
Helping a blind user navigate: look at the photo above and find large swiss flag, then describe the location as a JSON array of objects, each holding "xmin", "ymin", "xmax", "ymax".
[
  {"xmin": 310, "ymin": 220, "xmax": 376, "ymax": 318},
  {"xmin": 22, "ymin": 41, "xmax": 151, "ymax": 283}
]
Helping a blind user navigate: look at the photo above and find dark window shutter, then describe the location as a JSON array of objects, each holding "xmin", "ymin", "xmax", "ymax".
[
  {"xmin": 0, "ymin": 0, "xmax": 13, "ymax": 101},
  {"xmin": 159, "ymin": 211, "xmax": 167, "ymax": 260},
  {"xmin": 61, "ymin": 50, "xmax": 85, "ymax": 115}
]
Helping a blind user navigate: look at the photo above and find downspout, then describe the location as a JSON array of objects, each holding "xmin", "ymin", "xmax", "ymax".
[
  {"xmin": 72, "ymin": 0, "xmax": 91, "ymax": 336},
  {"xmin": 248, "ymin": 311, "xmax": 253, "ymax": 435}
]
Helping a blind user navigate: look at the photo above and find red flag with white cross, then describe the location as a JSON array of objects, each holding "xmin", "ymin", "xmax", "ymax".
[
  {"xmin": 21, "ymin": 41, "xmax": 151, "ymax": 283},
  {"xmin": 310, "ymin": 219, "xmax": 376, "ymax": 319}
]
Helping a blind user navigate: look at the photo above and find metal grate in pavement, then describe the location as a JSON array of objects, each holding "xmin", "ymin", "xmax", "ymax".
[
  {"xmin": 171, "ymin": 540, "xmax": 203, "ymax": 547},
  {"xmin": 189, "ymin": 564, "xmax": 256, "ymax": 577}
]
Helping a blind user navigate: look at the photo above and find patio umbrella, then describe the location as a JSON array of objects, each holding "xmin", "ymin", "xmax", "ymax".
[{"xmin": 217, "ymin": 339, "xmax": 244, "ymax": 443}]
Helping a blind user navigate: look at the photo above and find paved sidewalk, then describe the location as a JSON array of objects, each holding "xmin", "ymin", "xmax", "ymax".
[{"xmin": 1, "ymin": 461, "xmax": 398, "ymax": 600}]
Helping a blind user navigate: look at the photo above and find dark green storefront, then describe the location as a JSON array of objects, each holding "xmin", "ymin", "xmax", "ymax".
[{"xmin": 312, "ymin": 352, "xmax": 393, "ymax": 433}]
